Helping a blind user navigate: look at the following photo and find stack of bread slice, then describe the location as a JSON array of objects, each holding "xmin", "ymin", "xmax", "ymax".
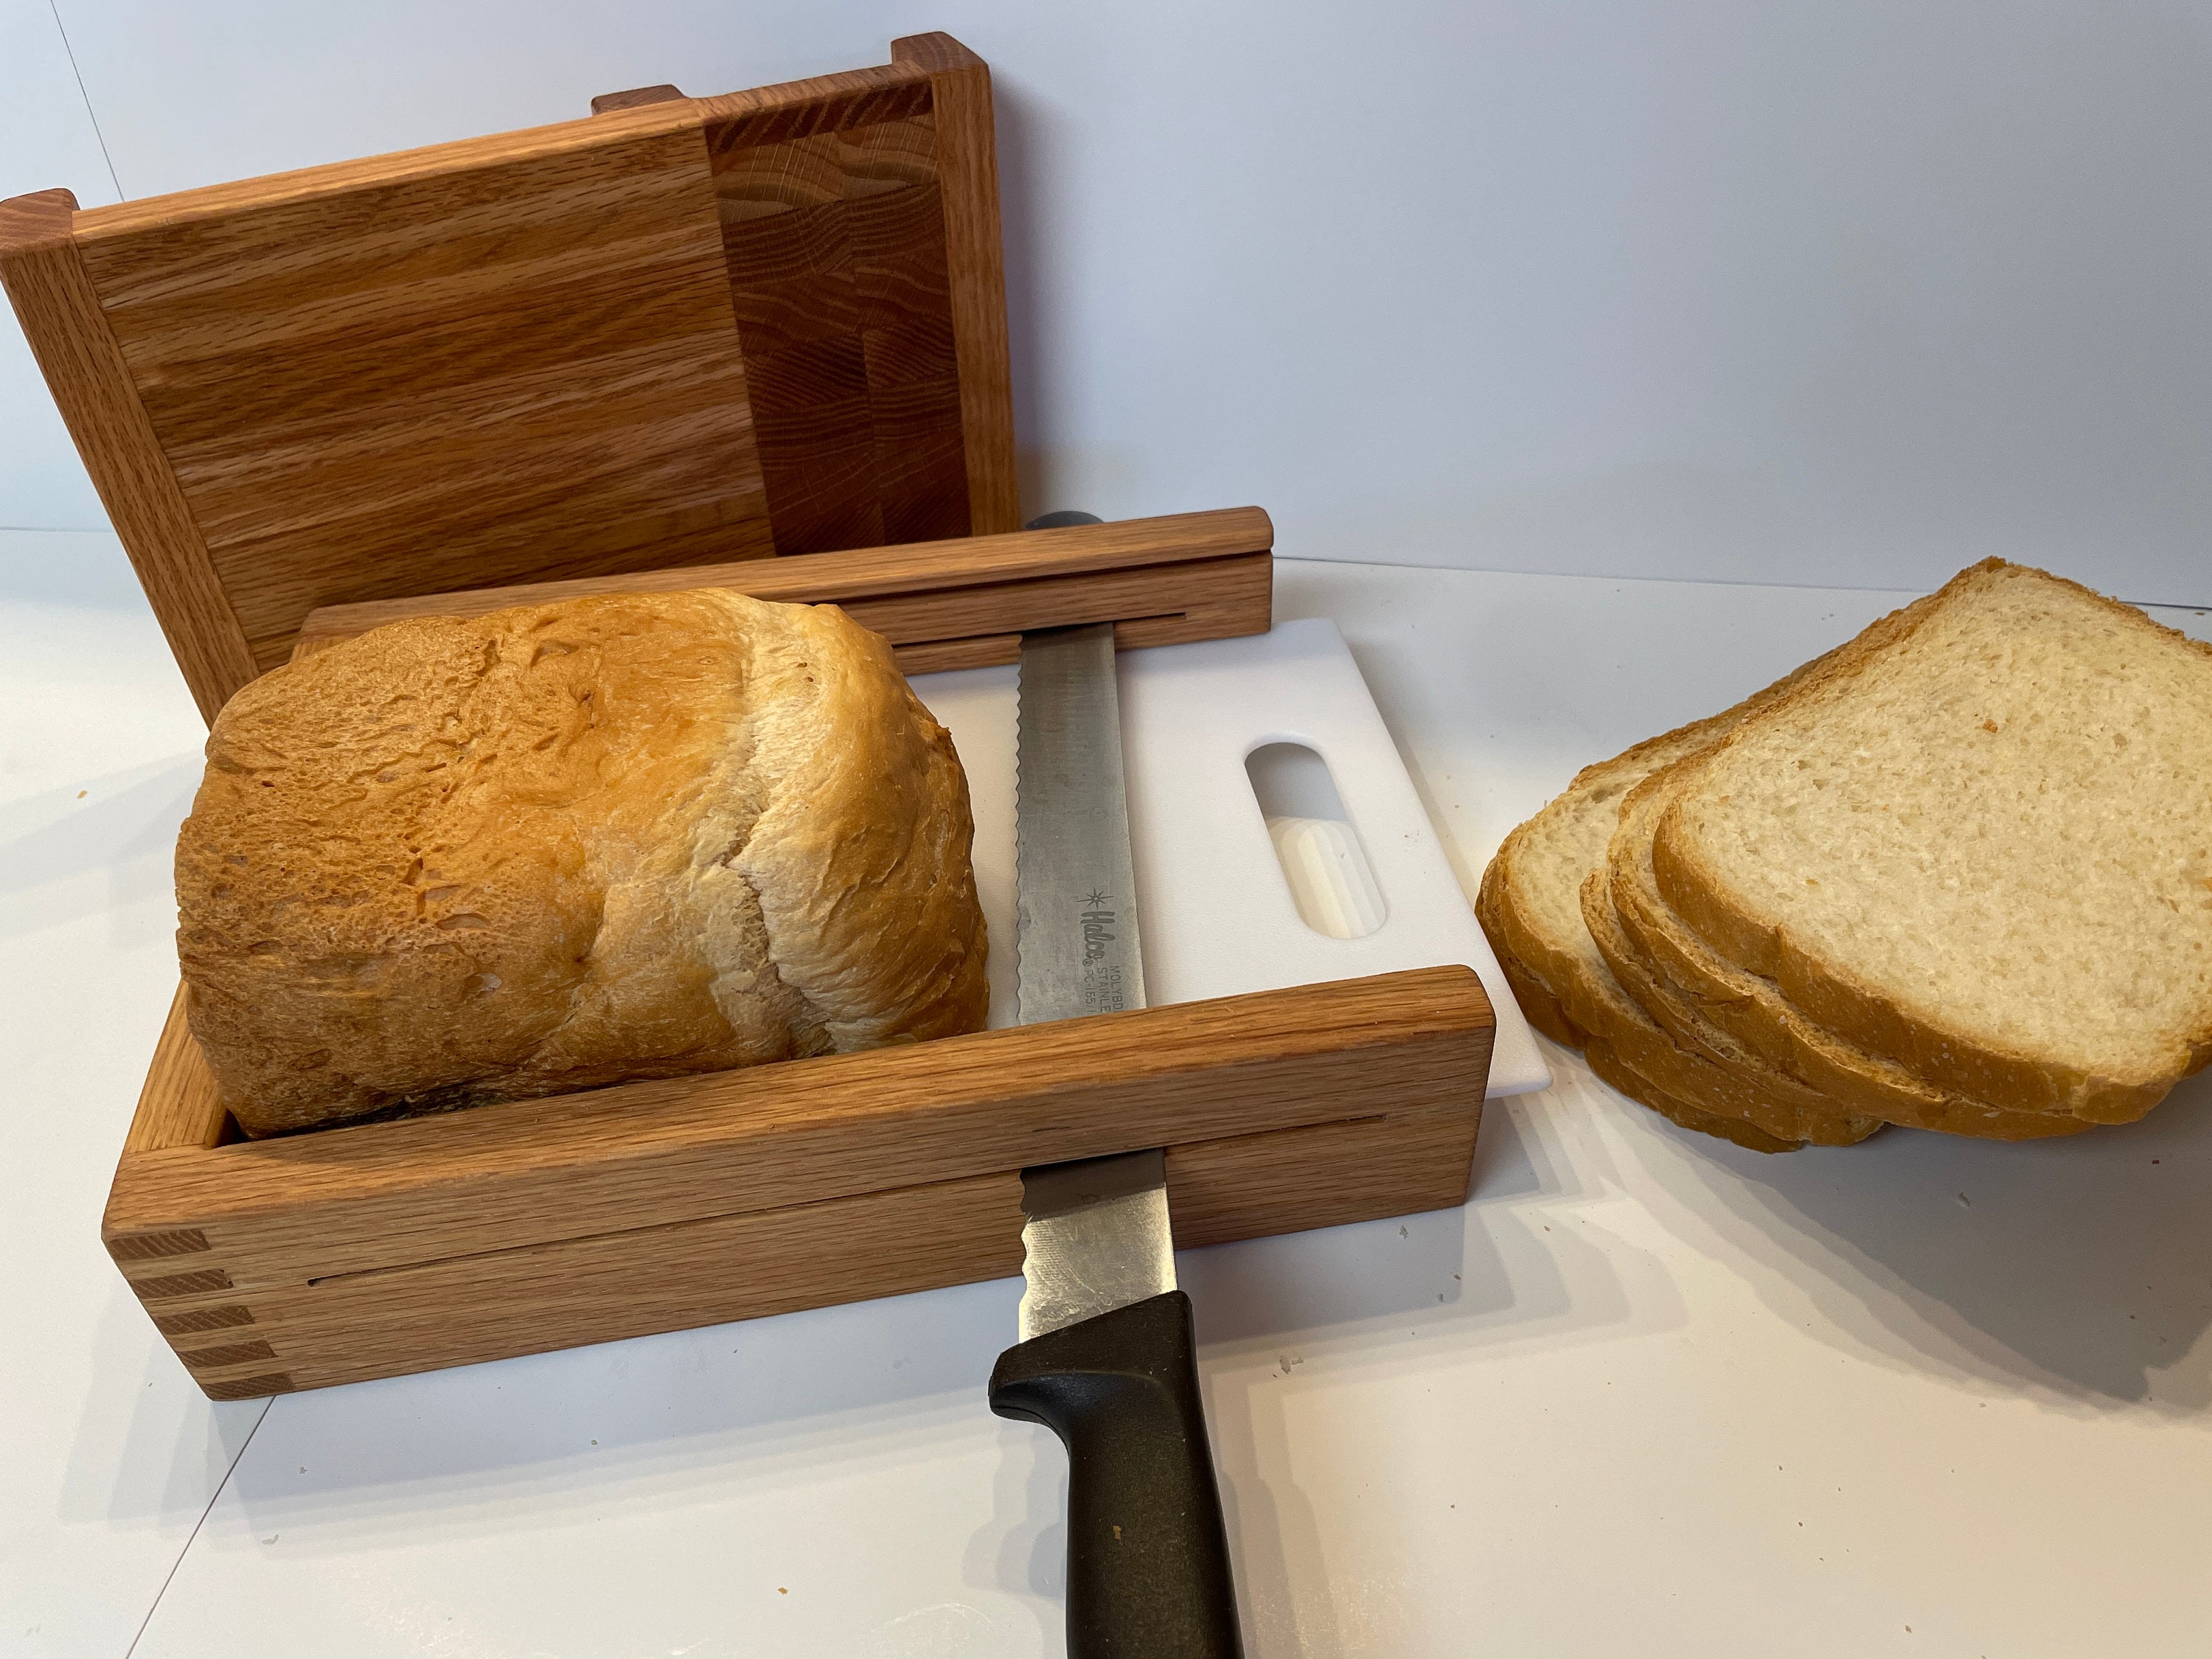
[{"xmin": 1476, "ymin": 559, "xmax": 2212, "ymax": 1151}]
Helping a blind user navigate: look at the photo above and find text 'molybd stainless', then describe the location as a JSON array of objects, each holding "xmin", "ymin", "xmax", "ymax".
[{"xmin": 985, "ymin": 585, "xmax": 1245, "ymax": 1658}]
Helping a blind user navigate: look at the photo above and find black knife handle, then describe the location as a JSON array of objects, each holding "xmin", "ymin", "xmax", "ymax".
[{"xmin": 989, "ymin": 1290, "xmax": 1245, "ymax": 1659}]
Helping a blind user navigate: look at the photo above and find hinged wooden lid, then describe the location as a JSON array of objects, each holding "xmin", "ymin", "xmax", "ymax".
[{"xmin": 0, "ymin": 32, "xmax": 1016, "ymax": 720}]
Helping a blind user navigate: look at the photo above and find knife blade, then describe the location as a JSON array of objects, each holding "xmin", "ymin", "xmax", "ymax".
[{"xmin": 985, "ymin": 611, "xmax": 1245, "ymax": 1659}]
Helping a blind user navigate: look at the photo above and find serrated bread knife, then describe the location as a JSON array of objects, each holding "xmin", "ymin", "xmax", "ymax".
[{"xmin": 985, "ymin": 608, "xmax": 1245, "ymax": 1659}]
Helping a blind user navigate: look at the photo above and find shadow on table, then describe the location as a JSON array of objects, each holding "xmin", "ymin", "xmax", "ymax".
[
  {"xmin": 0, "ymin": 757, "xmax": 201, "ymax": 942},
  {"xmin": 164, "ymin": 1070, "xmax": 1649, "ymax": 1569},
  {"xmin": 1667, "ymin": 1067, "xmax": 2212, "ymax": 1411},
  {"xmin": 1178, "ymin": 1069, "xmax": 1675, "ymax": 1658}
]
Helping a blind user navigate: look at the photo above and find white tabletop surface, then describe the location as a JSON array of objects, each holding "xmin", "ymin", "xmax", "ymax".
[{"xmin": 4, "ymin": 538, "xmax": 2210, "ymax": 1659}]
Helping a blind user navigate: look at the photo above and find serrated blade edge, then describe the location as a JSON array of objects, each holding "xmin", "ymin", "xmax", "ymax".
[
  {"xmin": 1016, "ymin": 1150, "xmax": 1175, "ymax": 1340},
  {"xmin": 1012, "ymin": 621, "xmax": 1168, "ymax": 1339},
  {"xmin": 1014, "ymin": 622, "xmax": 1146, "ymax": 1024}
]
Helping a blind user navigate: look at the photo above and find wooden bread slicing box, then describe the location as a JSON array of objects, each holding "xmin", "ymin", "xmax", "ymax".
[{"xmin": 1, "ymin": 35, "xmax": 1495, "ymax": 1400}]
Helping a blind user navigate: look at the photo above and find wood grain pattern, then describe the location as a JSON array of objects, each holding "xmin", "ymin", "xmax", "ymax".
[
  {"xmin": 0, "ymin": 189, "xmax": 257, "ymax": 721},
  {"xmin": 73, "ymin": 111, "xmax": 773, "ymax": 677},
  {"xmin": 591, "ymin": 84, "xmax": 687, "ymax": 116},
  {"xmin": 706, "ymin": 77, "xmax": 970, "ymax": 553},
  {"xmin": 303, "ymin": 560, "xmax": 1267, "ymax": 678},
  {"xmin": 296, "ymin": 594, "xmax": 1265, "ymax": 678},
  {"xmin": 108, "ymin": 967, "xmax": 1492, "ymax": 1283},
  {"xmin": 840, "ymin": 552, "xmax": 1268, "ymax": 658},
  {"xmin": 285, "ymin": 506, "xmax": 1273, "ymax": 680},
  {"xmin": 105, "ymin": 1228, "xmax": 215, "ymax": 1262},
  {"xmin": 891, "ymin": 34, "xmax": 1019, "ymax": 534},
  {"xmin": 205, "ymin": 1171, "xmax": 1026, "ymax": 1392},
  {"xmin": 694, "ymin": 62, "xmax": 933, "ymax": 153},
  {"xmin": 123, "ymin": 985, "xmax": 230, "ymax": 1153},
  {"xmin": 293, "ymin": 507, "xmax": 1271, "ymax": 639},
  {"xmin": 292, "ymin": 543, "xmax": 1273, "ymax": 677},
  {"xmin": 10, "ymin": 39, "xmax": 1023, "ymax": 714},
  {"xmin": 1164, "ymin": 1107, "xmax": 1481, "ymax": 1247},
  {"xmin": 115, "ymin": 1077, "xmax": 1485, "ymax": 1394},
  {"xmin": 164, "ymin": 1107, "xmax": 1483, "ymax": 1396},
  {"xmin": 73, "ymin": 97, "xmax": 705, "ymax": 237},
  {"xmin": 106, "ymin": 967, "xmax": 1495, "ymax": 1394}
]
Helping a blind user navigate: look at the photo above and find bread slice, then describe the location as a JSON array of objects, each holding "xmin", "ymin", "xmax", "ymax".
[
  {"xmin": 1651, "ymin": 560, "xmax": 2212, "ymax": 1124},
  {"xmin": 1570, "ymin": 871, "xmax": 1875, "ymax": 1147},
  {"xmin": 1482, "ymin": 921, "xmax": 1801, "ymax": 1152},
  {"xmin": 1486, "ymin": 929, "xmax": 1585, "ymax": 1048},
  {"xmin": 1580, "ymin": 1034, "xmax": 1803, "ymax": 1155},
  {"xmin": 1606, "ymin": 770, "xmax": 2088, "ymax": 1141},
  {"xmin": 1476, "ymin": 691, "xmax": 1881, "ymax": 1150}
]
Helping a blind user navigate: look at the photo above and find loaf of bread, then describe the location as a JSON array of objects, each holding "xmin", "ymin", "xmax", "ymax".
[
  {"xmin": 1480, "ymin": 557, "xmax": 2212, "ymax": 1151},
  {"xmin": 176, "ymin": 589, "xmax": 990, "ymax": 1135}
]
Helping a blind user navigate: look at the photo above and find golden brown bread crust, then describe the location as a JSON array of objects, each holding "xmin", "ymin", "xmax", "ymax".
[
  {"xmin": 1478, "ymin": 882, "xmax": 1799, "ymax": 1152},
  {"xmin": 1472, "ymin": 658, "xmax": 1882, "ymax": 1150},
  {"xmin": 1475, "ymin": 892, "xmax": 1585, "ymax": 1048},
  {"xmin": 1575, "ymin": 872, "xmax": 1880, "ymax": 1147},
  {"xmin": 1579, "ymin": 1037, "xmax": 1798, "ymax": 1155},
  {"xmin": 177, "ymin": 589, "xmax": 988, "ymax": 1135}
]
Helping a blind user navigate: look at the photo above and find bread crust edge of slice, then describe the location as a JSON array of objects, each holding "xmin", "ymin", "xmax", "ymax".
[
  {"xmin": 1609, "ymin": 769, "xmax": 2091, "ymax": 1142},
  {"xmin": 1479, "ymin": 903, "xmax": 1585, "ymax": 1048},
  {"xmin": 1477, "ymin": 870, "xmax": 1799, "ymax": 1154},
  {"xmin": 1646, "ymin": 560, "xmax": 2211, "ymax": 1124},
  {"xmin": 1484, "ymin": 810, "xmax": 1834, "ymax": 1131},
  {"xmin": 1474, "ymin": 649, "xmax": 1914, "ymax": 1151},
  {"xmin": 1581, "ymin": 1036, "xmax": 1798, "ymax": 1155},
  {"xmin": 1577, "ymin": 871, "xmax": 1881, "ymax": 1148}
]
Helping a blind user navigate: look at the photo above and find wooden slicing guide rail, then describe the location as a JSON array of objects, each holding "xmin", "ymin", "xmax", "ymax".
[
  {"xmin": 107, "ymin": 968, "xmax": 1495, "ymax": 1397},
  {"xmin": 290, "ymin": 507, "xmax": 1275, "ymax": 671}
]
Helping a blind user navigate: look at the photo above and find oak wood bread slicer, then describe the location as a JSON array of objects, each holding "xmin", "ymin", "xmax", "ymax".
[{"xmin": 1, "ymin": 35, "xmax": 1496, "ymax": 1400}]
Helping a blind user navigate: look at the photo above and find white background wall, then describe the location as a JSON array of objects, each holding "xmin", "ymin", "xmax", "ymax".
[{"xmin": 5, "ymin": 0, "xmax": 2211, "ymax": 606}]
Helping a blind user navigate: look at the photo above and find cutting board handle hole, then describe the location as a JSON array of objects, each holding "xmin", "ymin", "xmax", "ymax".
[{"xmin": 1245, "ymin": 742, "xmax": 1386, "ymax": 940}]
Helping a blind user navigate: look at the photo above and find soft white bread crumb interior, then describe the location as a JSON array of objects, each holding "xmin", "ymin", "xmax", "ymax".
[
  {"xmin": 1654, "ymin": 560, "xmax": 2212, "ymax": 1121},
  {"xmin": 1610, "ymin": 766, "xmax": 2085, "ymax": 1141}
]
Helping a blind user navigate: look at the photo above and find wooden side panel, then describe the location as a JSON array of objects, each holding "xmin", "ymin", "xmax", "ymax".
[
  {"xmin": 705, "ymin": 75, "xmax": 971, "ymax": 554},
  {"xmin": 1166, "ymin": 1106, "xmax": 1481, "ymax": 1248},
  {"xmin": 122, "ymin": 985, "xmax": 230, "ymax": 1153},
  {"xmin": 295, "ymin": 555, "xmax": 1271, "ymax": 675},
  {"xmin": 104, "ymin": 968, "xmax": 1492, "ymax": 1286},
  {"xmin": 0, "ymin": 189, "xmax": 257, "ymax": 721},
  {"xmin": 211, "ymin": 1171, "xmax": 1026, "ymax": 1395},
  {"xmin": 13, "ymin": 40, "xmax": 1023, "ymax": 706},
  {"xmin": 868, "ymin": 565, "xmax": 1271, "ymax": 674},
  {"xmin": 72, "ymin": 106, "xmax": 773, "ymax": 675},
  {"xmin": 301, "ymin": 560, "xmax": 1267, "ymax": 678},
  {"xmin": 124, "ymin": 1102, "xmax": 1480, "ymax": 1397},
  {"xmin": 892, "ymin": 33, "xmax": 1019, "ymax": 535},
  {"xmin": 834, "ymin": 551, "xmax": 1268, "ymax": 655}
]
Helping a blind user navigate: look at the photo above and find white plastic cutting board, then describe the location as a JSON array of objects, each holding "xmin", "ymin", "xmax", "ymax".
[{"xmin": 912, "ymin": 618, "xmax": 1548, "ymax": 1097}]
